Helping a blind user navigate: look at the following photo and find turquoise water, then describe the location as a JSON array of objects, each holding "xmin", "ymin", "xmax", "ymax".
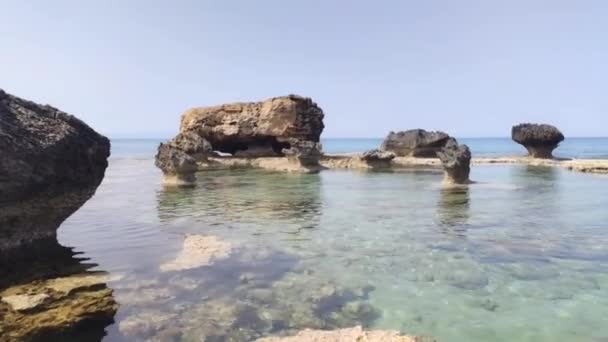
[
  {"xmin": 50, "ymin": 151, "xmax": 608, "ymax": 341},
  {"xmin": 111, "ymin": 137, "xmax": 608, "ymax": 159}
]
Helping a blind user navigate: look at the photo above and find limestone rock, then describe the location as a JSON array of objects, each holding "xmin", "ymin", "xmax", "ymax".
[
  {"xmin": 381, "ymin": 129, "xmax": 451, "ymax": 157},
  {"xmin": 281, "ymin": 140, "xmax": 324, "ymax": 173},
  {"xmin": 512, "ymin": 123, "xmax": 564, "ymax": 159},
  {"xmin": 0, "ymin": 89, "xmax": 110, "ymax": 252},
  {"xmin": 256, "ymin": 326, "xmax": 433, "ymax": 342},
  {"xmin": 0, "ymin": 272, "xmax": 117, "ymax": 341},
  {"xmin": 155, "ymin": 131, "xmax": 214, "ymax": 186},
  {"xmin": 359, "ymin": 149, "xmax": 395, "ymax": 168},
  {"xmin": 436, "ymin": 139, "xmax": 472, "ymax": 185},
  {"xmin": 160, "ymin": 235, "xmax": 233, "ymax": 272},
  {"xmin": 180, "ymin": 95, "xmax": 324, "ymax": 156}
]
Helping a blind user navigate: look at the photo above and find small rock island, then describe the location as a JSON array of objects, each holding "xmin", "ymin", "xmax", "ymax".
[{"xmin": 512, "ymin": 123, "xmax": 565, "ymax": 159}]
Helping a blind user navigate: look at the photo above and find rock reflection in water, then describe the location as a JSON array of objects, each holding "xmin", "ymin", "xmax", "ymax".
[
  {"xmin": 156, "ymin": 170, "xmax": 323, "ymax": 231},
  {"xmin": 437, "ymin": 187, "xmax": 470, "ymax": 231},
  {"xmin": 0, "ymin": 239, "xmax": 117, "ymax": 342}
]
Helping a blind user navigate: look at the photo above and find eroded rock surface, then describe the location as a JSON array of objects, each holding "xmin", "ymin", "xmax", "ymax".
[
  {"xmin": 155, "ymin": 132, "xmax": 212, "ymax": 186},
  {"xmin": 180, "ymin": 95, "xmax": 324, "ymax": 156},
  {"xmin": 437, "ymin": 139, "xmax": 472, "ymax": 185},
  {"xmin": 381, "ymin": 129, "xmax": 451, "ymax": 157},
  {"xmin": 512, "ymin": 123, "xmax": 564, "ymax": 159},
  {"xmin": 0, "ymin": 89, "xmax": 110, "ymax": 251},
  {"xmin": 0, "ymin": 272, "xmax": 117, "ymax": 341},
  {"xmin": 359, "ymin": 149, "xmax": 395, "ymax": 169}
]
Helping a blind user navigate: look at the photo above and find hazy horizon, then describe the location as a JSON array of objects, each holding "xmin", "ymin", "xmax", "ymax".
[{"xmin": 2, "ymin": 1, "xmax": 607, "ymax": 138}]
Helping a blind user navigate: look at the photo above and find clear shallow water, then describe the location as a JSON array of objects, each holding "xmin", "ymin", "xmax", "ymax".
[
  {"xmin": 111, "ymin": 137, "xmax": 608, "ymax": 159},
  {"xmin": 55, "ymin": 157, "xmax": 608, "ymax": 341}
]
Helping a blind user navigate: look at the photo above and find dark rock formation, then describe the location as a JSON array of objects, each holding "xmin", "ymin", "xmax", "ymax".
[
  {"xmin": 512, "ymin": 123, "xmax": 564, "ymax": 158},
  {"xmin": 359, "ymin": 149, "xmax": 395, "ymax": 168},
  {"xmin": 0, "ymin": 89, "xmax": 110, "ymax": 252},
  {"xmin": 179, "ymin": 95, "xmax": 324, "ymax": 157},
  {"xmin": 155, "ymin": 132, "xmax": 212, "ymax": 186},
  {"xmin": 381, "ymin": 129, "xmax": 451, "ymax": 157},
  {"xmin": 281, "ymin": 139, "xmax": 324, "ymax": 172},
  {"xmin": 436, "ymin": 139, "xmax": 472, "ymax": 185}
]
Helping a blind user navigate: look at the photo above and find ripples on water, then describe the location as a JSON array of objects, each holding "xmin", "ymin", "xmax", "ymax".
[{"xmin": 51, "ymin": 157, "xmax": 608, "ymax": 341}]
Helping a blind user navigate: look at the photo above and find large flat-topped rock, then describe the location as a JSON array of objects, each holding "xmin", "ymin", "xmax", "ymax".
[{"xmin": 179, "ymin": 95, "xmax": 324, "ymax": 156}]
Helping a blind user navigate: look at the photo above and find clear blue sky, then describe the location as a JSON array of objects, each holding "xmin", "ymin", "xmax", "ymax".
[{"xmin": 1, "ymin": 1, "xmax": 606, "ymax": 138}]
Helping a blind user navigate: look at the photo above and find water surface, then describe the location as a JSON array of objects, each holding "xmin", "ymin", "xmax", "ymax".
[{"xmin": 55, "ymin": 156, "xmax": 608, "ymax": 341}]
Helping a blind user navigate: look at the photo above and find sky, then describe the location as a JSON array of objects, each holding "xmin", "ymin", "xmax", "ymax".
[{"xmin": 1, "ymin": 1, "xmax": 607, "ymax": 138}]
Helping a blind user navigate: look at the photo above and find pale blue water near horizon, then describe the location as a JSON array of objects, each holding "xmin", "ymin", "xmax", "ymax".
[
  {"xmin": 110, "ymin": 137, "xmax": 608, "ymax": 159},
  {"xmin": 48, "ymin": 137, "xmax": 608, "ymax": 341}
]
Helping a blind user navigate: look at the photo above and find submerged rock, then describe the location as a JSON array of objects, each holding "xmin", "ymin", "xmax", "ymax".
[
  {"xmin": 436, "ymin": 138, "xmax": 472, "ymax": 185},
  {"xmin": 160, "ymin": 235, "xmax": 233, "ymax": 272},
  {"xmin": 512, "ymin": 123, "xmax": 564, "ymax": 159},
  {"xmin": 381, "ymin": 129, "xmax": 451, "ymax": 157},
  {"xmin": 179, "ymin": 95, "xmax": 324, "ymax": 157},
  {"xmin": 0, "ymin": 272, "xmax": 117, "ymax": 341},
  {"xmin": 0, "ymin": 88, "xmax": 110, "ymax": 251},
  {"xmin": 256, "ymin": 326, "xmax": 432, "ymax": 342}
]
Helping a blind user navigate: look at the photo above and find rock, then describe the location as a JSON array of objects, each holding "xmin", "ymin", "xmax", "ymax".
[
  {"xmin": 0, "ymin": 272, "xmax": 117, "ymax": 341},
  {"xmin": 155, "ymin": 132, "xmax": 213, "ymax": 186},
  {"xmin": 512, "ymin": 123, "xmax": 564, "ymax": 158},
  {"xmin": 180, "ymin": 95, "xmax": 324, "ymax": 157},
  {"xmin": 0, "ymin": 89, "xmax": 110, "ymax": 252},
  {"xmin": 256, "ymin": 326, "xmax": 433, "ymax": 342},
  {"xmin": 436, "ymin": 138, "xmax": 472, "ymax": 185},
  {"xmin": 281, "ymin": 139, "xmax": 324, "ymax": 173},
  {"xmin": 381, "ymin": 129, "xmax": 451, "ymax": 157},
  {"xmin": 160, "ymin": 235, "xmax": 232, "ymax": 272},
  {"xmin": 359, "ymin": 149, "xmax": 395, "ymax": 168},
  {"xmin": 1, "ymin": 293, "xmax": 49, "ymax": 311}
]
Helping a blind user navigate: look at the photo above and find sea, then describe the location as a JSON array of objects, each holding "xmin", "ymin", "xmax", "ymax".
[
  {"xmin": 15, "ymin": 138, "xmax": 608, "ymax": 341},
  {"xmin": 110, "ymin": 137, "xmax": 608, "ymax": 159}
]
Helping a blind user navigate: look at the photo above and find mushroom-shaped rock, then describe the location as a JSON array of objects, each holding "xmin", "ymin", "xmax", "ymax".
[
  {"xmin": 0, "ymin": 89, "xmax": 110, "ymax": 252},
  {"xmin": 381, "ymin": 129, "xmax": 452, "ymax": 157},
  {"xmin": 512, "ymin": 123, "xmax": 564, "ymax": 159},
  {"xmin": 180, "ymin": 95, "xmax": 324, "ymax": 157},
  {"xmin": 155, "ymin": 131, "xmax": 213, "ymax": 186},
  {"xmin": 359, "ymin": 149, "xmax": 395, "ymax": 168},
  {"xmin": 281, "ymin": 140, "xmax": 324, "ymax": 173},
  {"xmin": 436, "ymin": 139, "xmax": 472, "ymax": 185}
]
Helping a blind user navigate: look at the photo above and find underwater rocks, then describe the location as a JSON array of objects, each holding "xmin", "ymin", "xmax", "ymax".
[
  {"xmin": 180, "ymin": 95, "xmax": 324, "ymax": 157},
  {"xmin": 0, "ymin": 89, "xmax": 110, "ymax": 252},
  {"xmin": 256, "ymin": 326, "xmax": 432, "ymax": 342},
  {"xmin": 512, "ymin": 123, "xmax": 564, "ymax": 159},
  {"xmin": 436, "ymin": 139, "xmax": 472, "ymax": 185},
  {"xmin": 155, "ymin": 132, "xmax": 212, "ymax": 186},
  {"xmin": 160, "ymin": 235, "xmax": 233, "ymax": 272},
  {"xmin": 381, "ymin": 129, "xmax": 452, "ymax": 157},
  {"xmin": 0, "ymin": 272, "xmax": 117, "ymax": 341}
]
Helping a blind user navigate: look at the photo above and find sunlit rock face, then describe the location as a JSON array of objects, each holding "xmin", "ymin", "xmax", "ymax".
[
  {"xmin": 179, "ymin": 95, "xmax": 324, "ymax": 157},
  {"xmin": 512, "ymin": 123, "xmax": 565, "ymax": 159},
  {"xmin": 436, "ymin": 139, "xmax": 472, "ymax": 185},
  {"xmin": 381, "ymin": 129, "xmax": 452, "ymax": 157},
  {"xmin": 0, "ymin": 89, "xmax": 110, "ymax": 251}
]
